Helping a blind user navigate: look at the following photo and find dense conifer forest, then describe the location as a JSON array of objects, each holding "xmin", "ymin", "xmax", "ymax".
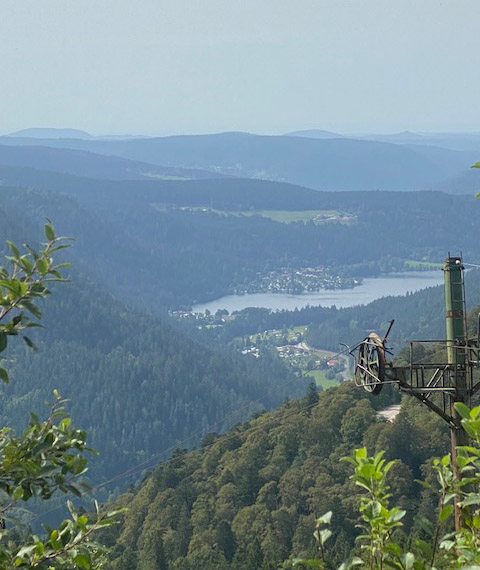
[
  {"xmin": 0, "ymin": 270, "xmax": 309, "ymax": 485},
  {"xmin": 102, "ymin": 380, "xmax": 451, "ymax": 570}
]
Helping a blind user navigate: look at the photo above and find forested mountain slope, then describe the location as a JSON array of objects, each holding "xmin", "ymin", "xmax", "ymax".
[
  {"xmin": 5, "ymin": 159, "xmax": 476, "ymax": 315},
  {"xmin": 1, "ymin": 174, "xmax": 480, "ymax": 309},
  {"xmin": 103, "ymin": 381, "xmax": 448, "ymax": 570},
  {"xmin": 0, "ymin": 210, "xmax": 309, "ymax": 486},
  {"xmin": 0, "ymin": 267, "xmax": 308, "ymax": 485},
  {"xmin": 0, "ymin": 132, "xmax": 475, "ymax": 191}
]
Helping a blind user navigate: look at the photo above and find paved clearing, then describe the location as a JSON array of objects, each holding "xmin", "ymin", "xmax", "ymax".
[{"xmin": 377, "ymin": 404, "xmax": 402, "ymax": 422}]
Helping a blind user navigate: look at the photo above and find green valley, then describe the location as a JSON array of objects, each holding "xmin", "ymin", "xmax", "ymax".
[{"xmin": 3, "ymin": 5, "xmax": 480, "ymax": 569}]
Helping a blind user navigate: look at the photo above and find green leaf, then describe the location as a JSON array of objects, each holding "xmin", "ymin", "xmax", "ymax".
[
  {"xmin": 50, "ymin": 244, "xmax": 72, "ymax": 252},
  {"xmin": 439, "ymin": 504, "xmax": 454, "ymax": 521},
  {"xmin": 383, "ymin": 460, "xmax": 396, "ymax": 475},
  {"xmin": 16, "ymin": 544, "xmax": 36, "ymax": 560},
  {"xmin": 444, "ymin": 492, "xmax": 455, "ymax": 504},
  {"xmin": 37, "ymin": 258, "xmax": 48, "ymax": 275},
  {"xmin": 454, "ymin": 401, "xmax": 471, "ymax": 420},
  {"xmin": 384, "ymin": 542, "xmax": 402, "ymax": 556},
  {"xmin": 316, "ymin": 511, "xmax": 332, "ymax": 525},
  {"xmin": 50, "ymin": 529, "xmax": 62, "ymax": 551},
  {"xmin": 459, "ymin": 494, "xmax": 480, "ymax": 506},
  {"xmin": 65, "ymin": 484, "xmax": 82, "ymax": 497},
  {"xmin": 75, "ymin": 553, "xmax": 91, "ymax": 569},
  {"xmin": 0, "ymin": 332, "xmax": 7, "ymax": 353},
  {"xmin": 415, "ymin": 539, "xmax": 432, "ymax": 557},
  {"xmin": 319, "ymin": 529, "xmax": 332, "ymax": 544},
  {"xmin": 358, "ymin": 463, "xmax": 375, "ymax": 478},
  {"xmin": 22, "ymin": 336, "xmax": 36, "ymax": 350},
  {"xmin": 13, "ymin": 486, "xmax": 24, "ymax": 501},
  {"xmin": 19, "ymin": 256, "xmax": 33, "ymax": 273},
  {"xmin": 21, "ymin": 301, "xmax": 42, "ymax": 319},
  {"xmin": 34, "ymin": 541, "xmax": 45, "ymax": 557},
  {"xmin": 390, "ymin": 509, "xmax": 406, "ymax": 522},
  {"xmin": 96, "ymin": 518, "xmax": 116, "ymax": 526},
  {"xmin": 470, "ymin": 406, "xmax": 480, "ymax": 419},
  {"xmin": 6, "ymin": 241, "xmax": 20, "ymax": 258},
  {"xmin": 59, "ymin": 418, "xmax": 72, "ymax": 431},
  {"xmin": 106, "ymin": 507, "xmax": 127, "ymax": 517},
  {"xmin": 404, "ymin": 552, "xmax": 415, "ymax": 570},
  {"xmin": 458, "ymin": 446, "xmax": 480, "ymax": 456},
  {"xmin": 45, "ymin": 222, "xmax": 55, "ymax": 241},
  {"xmin": 355, "ymin": 447, "xmax": 367, "ymax": 460},
  {"xmin": 52, "ymin": 262, "xmax": 71, "ymax": 270},
  {"xmin": 0, "ymin": 367, "xmax": 9, "ymax": 384}
]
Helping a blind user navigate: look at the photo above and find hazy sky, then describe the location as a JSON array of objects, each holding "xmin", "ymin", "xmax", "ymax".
[{"xmin": 1, "ymin": 0, "xmax": 479, "ymax": 136}]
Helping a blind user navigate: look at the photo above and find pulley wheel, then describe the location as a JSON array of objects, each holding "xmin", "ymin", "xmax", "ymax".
[{"xmin": 356, "ymin": 332, "xmax": 385, "ymax": 395}]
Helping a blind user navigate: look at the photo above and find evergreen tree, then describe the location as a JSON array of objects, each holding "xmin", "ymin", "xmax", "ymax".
[{"xmin": 215, "ymin": 520, "xmax": 236, "ymax": 562}]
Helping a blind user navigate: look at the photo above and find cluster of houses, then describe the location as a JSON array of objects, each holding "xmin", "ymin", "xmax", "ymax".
[
  {"xmin": 169, "ymin": 309, "xmax": 233, "ymax": 328},
  {"xmin": 234, "ymin": 266, "xmax": 359, "ymax": 295},
  {"xmin": 276, "ymin": 344, "xmax": 339, "ymax": 368}
]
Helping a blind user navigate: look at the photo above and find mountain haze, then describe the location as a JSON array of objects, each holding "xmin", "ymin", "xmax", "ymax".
[
  {"xmin": 287, "ymin": 129, "xmax": 480, "ymax": 153},
  {"xmin": 0, "ymin": 144, "xmax": 226, "ymax": 181},
  {"xmin": 6, "ymin": 128, "xmax": 95, "ymax": 139},
  {"xmin": 0, "ymin": 132, "xmax": 476, "ymax": 192}
]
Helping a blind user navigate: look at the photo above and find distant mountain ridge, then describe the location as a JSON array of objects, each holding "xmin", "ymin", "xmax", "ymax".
[
  {"xmin": 287, "ymin": 129, "xmax": 344, "ymax": 139},
  {"xmin": 6, "ymin": 127, "xmax": 94, "ymax": 139},
  {"xmin": 0, "ymin": 143, "xmax": 227, "ymax": 181},
  {"xmin": 5, "ymin": 127, "xmax": 149, "ymax": 141},
  {"xmin": 0, "ymin": 132, "xmax": 476, "ymax": 192},
  {"xmin": 10, "ymin": 126, "xmax": 480, "ymax": 151},
  {"xmin": 289, "ymin": 129, "xmax": 480, "ymax": 152}
]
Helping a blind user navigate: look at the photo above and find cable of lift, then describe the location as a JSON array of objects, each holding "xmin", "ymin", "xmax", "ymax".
[
  {"xmin": 28, "ymin": 343, "xmax": 355, "ymax": 522},
  {"xmin": 30, "ymin": 262, "xmax": 480, "ymax": 522}
]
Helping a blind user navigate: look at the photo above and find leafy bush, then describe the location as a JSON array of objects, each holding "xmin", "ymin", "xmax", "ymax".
[
  {"xmin": 0, "ymin": 223, "xmax": 122, "ymax": 569},
  {"xmin": 293, "ymin": 402, "xmax": 480, "ymax": 569}
]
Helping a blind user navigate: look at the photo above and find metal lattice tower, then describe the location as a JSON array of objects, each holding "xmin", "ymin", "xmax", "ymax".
[{"xmin": 348, "ymin": 255, "xmax": 480, "ymax": 530}]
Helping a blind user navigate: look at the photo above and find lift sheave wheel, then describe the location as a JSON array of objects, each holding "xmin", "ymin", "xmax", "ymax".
[{"xmin": 356, "ymin": 332, "xmax": 386, "ymax": 395}]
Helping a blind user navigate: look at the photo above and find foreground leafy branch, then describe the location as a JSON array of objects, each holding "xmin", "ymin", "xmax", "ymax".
[
  {"xmin": 0, "ymin": 224, "xmax": 123, "ymax": 570},
  {"xmin": 0, "ymin": 397, "xmax": 124, "ymax": 569},
  {"xmin": 291, "ymin": 401, "xmax": 480, "ymax": 569},
  {"xmin": 0, "ymin": 220, "xmax": 71, "ymax": 383}
]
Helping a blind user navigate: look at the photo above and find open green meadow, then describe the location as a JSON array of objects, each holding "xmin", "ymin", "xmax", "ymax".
[
  {"xmin": 404, "ymin": 259, "xmax": 443, "ymax": 269},
  {"xmin": 253, "ymin": 209, "xmax": 339, "ymax": 224},
  {"xmin": 182, "ymin": 206, "xmax": 344, "ymax": 224},
  {"xmin": 305, "ymin": 369, "xmax": 340, "ymax": 390}
]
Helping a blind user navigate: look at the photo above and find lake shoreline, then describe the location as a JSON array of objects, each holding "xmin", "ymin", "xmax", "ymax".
[{"xmin": 193, "ymin": 271, "xmax": 445, "ymax": 314}]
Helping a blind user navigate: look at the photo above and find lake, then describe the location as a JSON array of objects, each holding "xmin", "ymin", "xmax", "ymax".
[{"xmin": 193, "ymin": 271, "xmax": 445, "ymax": 313}]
